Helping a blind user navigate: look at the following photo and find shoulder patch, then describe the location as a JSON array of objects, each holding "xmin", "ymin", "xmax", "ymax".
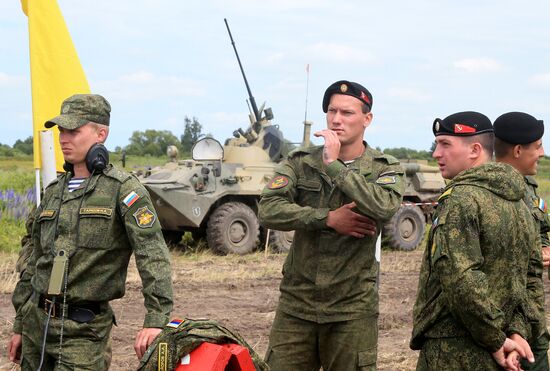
[
  {"xmin": 123, "ymin": 191, "xmax": 140, "ymax": 207},
  {"xmin": 267, "ymin": 175, "xmax": 289, "ymax": 190},
  {"xmin": 166, "ymin": 318, "xmax": 184, "ymax": 329},
  {"xmin": 376, "ymin": 175, "xmax": 397, "ymax": 185},
  {"xmin": 438, "ymin": 187, "xmax": 453, "ymax": 201},
  {"xmin": 539, "ymin": 198, "xmax": 547, "ymax": 213},
  {"xmin": 133, "ymin": 206, "xmax": 156, "ymax": 228}
]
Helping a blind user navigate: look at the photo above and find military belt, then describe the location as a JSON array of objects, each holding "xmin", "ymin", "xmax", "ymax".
[{"xmin": 39, "ymin": 295, "xmax": 104, "ymax": 323}]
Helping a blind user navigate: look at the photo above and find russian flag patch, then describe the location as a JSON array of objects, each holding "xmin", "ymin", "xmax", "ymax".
[
  {"xmin": 123, "ymin": 191, "xmax": 140, "ymax": 207},
  {"xmin": 539, "ymin": 198, "xmax": 547, "ymax": 213},
  {"xmin": 166, "ymin": 319, "xmax": 184, "ymax": 328}
]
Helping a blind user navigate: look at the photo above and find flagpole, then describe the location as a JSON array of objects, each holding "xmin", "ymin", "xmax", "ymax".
[{"xmin": 304, "ymin": 64, "xmax": 310, "ymax": 123}]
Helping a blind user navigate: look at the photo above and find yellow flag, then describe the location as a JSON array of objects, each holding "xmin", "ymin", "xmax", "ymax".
[{"xmin": 21, "ymin": 0, "xmax": 90, "ymax": 171}]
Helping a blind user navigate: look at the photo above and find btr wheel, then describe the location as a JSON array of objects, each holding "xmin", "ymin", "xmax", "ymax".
[
  {"xmin": 206, "ymin": 202, "xmax": 260, "ymax": 255},
  {"xmin": 383, "ymin": 205, "xmax": 425, "ymax": 251}
]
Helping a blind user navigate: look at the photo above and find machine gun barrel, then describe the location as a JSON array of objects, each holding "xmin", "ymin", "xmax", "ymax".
[{"xmin": 224, "ymin": 18, "xmax": 260, "ymax": 124}]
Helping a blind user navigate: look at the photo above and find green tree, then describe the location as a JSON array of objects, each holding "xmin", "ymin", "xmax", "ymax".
[
  {"xmin": 125, "ymin": 130, "xmax": 181, "ymax": 156},
  {"xmin": 180, "ymin": 116, "xmax": 203, "ymax": 154},
  {"xmin": 383, "ymin": 147, "xmax": 432, "ymax": 160},
  {"xmin": 13, "ymin": 136, "xmax": 33, "ymax": 155}
]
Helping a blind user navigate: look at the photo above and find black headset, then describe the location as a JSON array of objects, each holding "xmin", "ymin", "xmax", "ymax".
[{"xmin": 63, "ymin": 143, "xmax": 109, "ymax": 174}]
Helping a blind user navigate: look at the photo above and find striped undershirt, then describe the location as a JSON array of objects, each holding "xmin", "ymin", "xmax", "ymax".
[{"xmin": 68, "ymin": 178, "xmax": 85, "ymax": 192}]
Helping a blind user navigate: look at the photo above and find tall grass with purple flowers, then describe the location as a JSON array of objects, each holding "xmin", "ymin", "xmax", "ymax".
[{"xmin": 0, "ymin": 168, "xmax": 35, "ymax": 253}]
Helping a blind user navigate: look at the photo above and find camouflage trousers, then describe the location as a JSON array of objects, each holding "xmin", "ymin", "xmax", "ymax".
[
  {"xmin": 265, "ymin": 310, "xmax": 378, "ymax": 371},
  {"xmin": 19, "ymin": 298, "xmax": 113, "ymax": 371},
  {"xmin": 416, "ymin": 336, "xmax": 501, "ymax": 371},
  {"xmin": 522, "ymin": 331, "xmax": 550, "ymax": 371}
]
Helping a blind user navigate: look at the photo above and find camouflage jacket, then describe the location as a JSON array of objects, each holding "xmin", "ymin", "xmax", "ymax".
[
  {"xmin": 138, "ymin": 318, "xmax": 268, "ymax": 371},
  {"xmin": 411, "ymin": 162, "xmax": 543, "ymax": 352},
  {"xmin": 11, "ymin": 165, "xmax": 173, "ymax": 333},
  {"xmin": 524, "ymin": 176, "xmax": 550, "ymax": 247},
  {"xmin": 259, "ymin": 144, "xmax": 404, "ymax": 323}
]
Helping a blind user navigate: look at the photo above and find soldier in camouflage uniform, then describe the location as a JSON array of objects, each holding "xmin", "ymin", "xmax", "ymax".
[
  {"xmin": 494, "ymin": 111, "xmax": 549, "ymax": 370},
  {"xmin": 259, "ymin": 80, "xmax": 404, "ymax": 370},
  {"xmin": 7, "ymin": 94, "xmax": 173, "ymax": 370},
  {"xmin": 411, "ymin": 111, "xmax": 542, "ymax": 370}
]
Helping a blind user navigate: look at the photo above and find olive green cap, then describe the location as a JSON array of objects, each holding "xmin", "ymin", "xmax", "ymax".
[{"xmin": 45, "ymin": 94, "xmax": 111, "ymax": 129}]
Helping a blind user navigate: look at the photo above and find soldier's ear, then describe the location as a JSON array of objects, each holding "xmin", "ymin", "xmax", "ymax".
[
  {"xmin": 469, "ymin": 141, "xmax": 483, "ymax": 159},
  {"xmin": 513, "ymin": 144, "xmax": 522, "ymax": 159}
]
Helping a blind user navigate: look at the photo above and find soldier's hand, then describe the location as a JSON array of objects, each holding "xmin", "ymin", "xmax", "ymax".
[
  {"xmin": 326, "ymin": 202, "xmax": 377, "ymax": 238},
  {"xmin": 542, "ymin": 246, "xmax": 550, "ymax": 267},
  {"xmin": 491, "ymin": 337, "xmax": 530, "ymax": 369},
  {"xmin": 134, "ymin": 327, "xmax": 162, "ymax": 359},
  {"xmin": 510, "ymin": 333, "xmax": 534, "ymax": 364},
  {"xmin": 504, "ymin": 350, "xmax": 523, "ymax": 371},
  {"xmin": 314, "ymin": 129, "xmax": 340, "ymax": 165},
  {"xmin": 7, "ymin": 333, "xmax": 22, "ymax": 364}
]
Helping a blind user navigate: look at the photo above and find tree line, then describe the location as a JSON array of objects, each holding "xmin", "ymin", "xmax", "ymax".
[{"xmin": 1, "ymin": 116, "xmax": 435, "ymax": 160}]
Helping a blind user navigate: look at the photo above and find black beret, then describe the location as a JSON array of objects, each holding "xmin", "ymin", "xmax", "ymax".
[
  {"xmin": 433, "ymin": 111, "xmax": 493, "ymax": 137},
  {"xmin": 493, "ymin": 112, "xmax": 544, "ymax": 144},
  {"xmin": 322, "ymin": 80, "xmax": 372, "ymax": 113}
]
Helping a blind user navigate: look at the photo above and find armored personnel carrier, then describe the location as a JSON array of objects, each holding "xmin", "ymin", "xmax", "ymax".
[
  {"xmin": 382, "ymin": 160, "xmax": 445, "ymax": 251},
  {"xmin": 138, "ymin": 20, "xmax": 298, "ymax": 254}
]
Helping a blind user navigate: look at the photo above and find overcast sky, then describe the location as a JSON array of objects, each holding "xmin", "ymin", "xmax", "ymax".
[{"xmin": 1, "ymin": 0, "xmax": 550, "ymax": 152}]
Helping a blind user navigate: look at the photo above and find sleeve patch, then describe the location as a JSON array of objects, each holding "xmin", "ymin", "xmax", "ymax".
[
  {"xmin": 133, "ymin": 206, "xmax": 156, "ymax": 228},
  {"xmin": 123, "ymin": 191, "xmax": 140, "ymax": 207},
  {"xmin": 267, "ymin": 175, "xmax": 289, "ymax": 190},
  {"xmin": 376, "ymin": 175, "xmax": 397, "ymax": 185},
  {"xmin": 538, "ymin": 198, "xmax": 547, "ymax": 213}
]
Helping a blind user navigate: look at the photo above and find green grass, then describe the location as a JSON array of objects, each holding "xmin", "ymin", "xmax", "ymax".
[{"xmin": 0, "ymin": 219, "xmax": 26, "ymax": 253}]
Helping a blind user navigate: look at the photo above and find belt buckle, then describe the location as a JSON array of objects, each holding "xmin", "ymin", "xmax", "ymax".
[{"xmin": 44, "ymin": 298, "xmax": 56, "ymax": 318}]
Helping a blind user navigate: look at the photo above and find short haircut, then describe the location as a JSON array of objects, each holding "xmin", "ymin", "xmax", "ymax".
[
  {"xmin": 361, "ymin": 103, "xmax": 370, "ymax": 114},
  {"xmin": 90, "ymin": 122, "xmax": 109, "ymax": 143},
  {"xmin": 494, "ymin": 137, "xmax": 516, "ymax": 159},
  {"xmin": 463, "ymin": 132, "xmax": 494, "ymax": 156}
]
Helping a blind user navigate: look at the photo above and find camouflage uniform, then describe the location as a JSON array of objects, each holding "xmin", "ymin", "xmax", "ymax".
[
  {"xmin": 259, "ymin": 144, "xmax": 404, "ymax": 370},
  {"xmin": 411, "ymin": 163, "xmax": 544, "ymax": 370},
  {"xmin": 521, "ymin": 176, "xmax": 550, "ymax": 370},
  {"xmin": 11, "ymin": 165, "xmax": 173, "ymax": 370}
]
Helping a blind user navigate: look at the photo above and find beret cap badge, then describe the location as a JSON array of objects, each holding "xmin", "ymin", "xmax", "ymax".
[{"xmin": 340, "ymin": 83, "xmax": 348, "ymax": 93}]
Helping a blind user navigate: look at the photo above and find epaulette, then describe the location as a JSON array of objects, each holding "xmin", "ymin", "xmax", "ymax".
[
  {"xmin": 374, "ymin": 154, "xmax": 399, "ymax": 165},
  {"xmin": 438, "ymin": 187, "xmax": 453, "ymax": 201},
  {"xmin": 525, "ymin": 175, "xmax": 538, "ymax": 187},
  {"xmin": 288, "ymin": 145, "xmax": 321, "ymax": 159},
  {"xmin": 44, "ymin": 173, "xmax": 64, "ymax": 191},
  {"xmin": 102, "ymin": 165, "xmax": 132, "ymax": 183}
]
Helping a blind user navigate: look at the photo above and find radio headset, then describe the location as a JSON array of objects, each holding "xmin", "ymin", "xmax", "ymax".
[
  {"xmin": 39, "ymin": 143, "xmax": 109, "ymax": 370},
  {"xmin": 62, "ymin": 143, "xmax": 109, "ymax": 174}
]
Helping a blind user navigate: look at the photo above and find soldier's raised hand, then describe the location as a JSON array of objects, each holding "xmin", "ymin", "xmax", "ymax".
[{"xmin": 326, "ymin": 202, "xmax": 377, "ymax": 238}]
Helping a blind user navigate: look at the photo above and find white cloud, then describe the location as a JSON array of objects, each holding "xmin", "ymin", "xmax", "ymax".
[
  {"xmin": 0, "ymin": 72, "xmax": 27, "ymax": 87},
  {"xmin": 305, "ymin": 43, "xmax": 374, "ymax": 64},
  {"xmin": 453, "ymin": 58, "xmax": 502, "ymax": 73},
  {"xmin": 529, "ymin": 73, "xmax": 550, "ymax": 87},
  {"xmin": 93, "ymin": 71, "xmax": 206, "ymax": 101},
  {"xmin": 386, "ymin": 87, "xmax": 432, "ymax": 103}
]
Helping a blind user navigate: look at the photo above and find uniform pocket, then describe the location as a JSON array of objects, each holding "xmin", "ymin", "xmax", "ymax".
[
  {"xmin": 37, "ymin": 210, "xmax": 57, "ymax": 253},
  {"xmin": 78, "ymin": 207, "xmax": 115, "ymax": 249},
  {"xmin": 296, "ymin": 178, "xmax": 322, "ymax": 206},
  {"xmin": 357, "ymin": 347, "xmax": 377, "ymax": 369}
]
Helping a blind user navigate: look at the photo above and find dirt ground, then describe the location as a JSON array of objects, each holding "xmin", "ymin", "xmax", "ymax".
[{"xmin": 0, "ymin": 248, "xmax": 549, "ymax": 371}]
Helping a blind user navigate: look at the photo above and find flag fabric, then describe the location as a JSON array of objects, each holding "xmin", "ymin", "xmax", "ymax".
[{"xmin": 21, "ymin": 0, "xmax": 90, "ymax": 171}]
